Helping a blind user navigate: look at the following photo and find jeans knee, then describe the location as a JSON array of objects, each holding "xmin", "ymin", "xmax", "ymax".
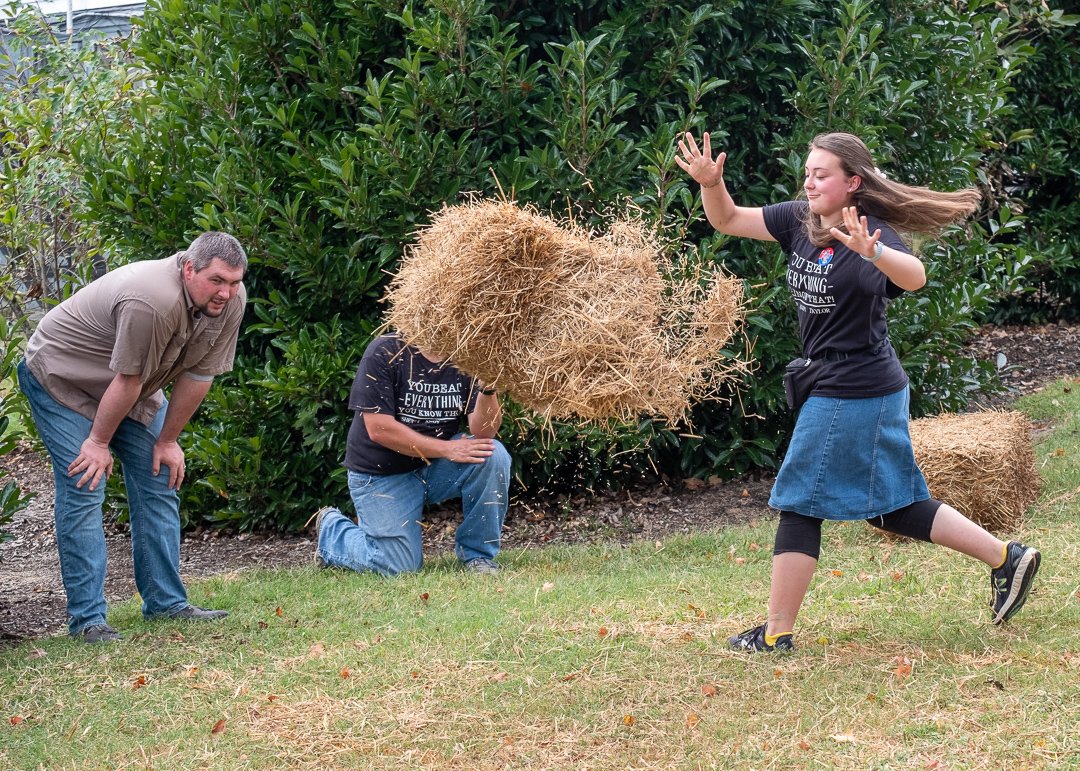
[{"xmin": 381, "ymin": 543, "xmax": 423, "ymax": 576}]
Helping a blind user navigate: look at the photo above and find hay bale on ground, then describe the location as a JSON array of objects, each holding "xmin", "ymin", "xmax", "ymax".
[
  {"xmin": 910, "ymin": 411, "xmax": 1038, "ymax": 532},
  {"xmin": 385, "ymin": 199, "xmax": 745, "ymax": 423}
]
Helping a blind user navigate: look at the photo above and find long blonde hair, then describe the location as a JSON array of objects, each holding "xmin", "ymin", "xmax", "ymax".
[{"xmin": 801, "ymin": 132, "xmax": 982, "ymax": 247}]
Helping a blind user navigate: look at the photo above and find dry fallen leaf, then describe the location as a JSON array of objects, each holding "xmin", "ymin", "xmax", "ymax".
[
  {"xmin": 701, "ymin": 683, "xmax": 718, "ymax": 698},
  {"xmin": 131, "ymin": 675, "xmax": 147, "ymax": 691},
  {"xmin": 340, "ymin": 667, "xmax": 351, "ymax": 679},
  {"xmin": 9, "ymin": 716, "xmax": 25, "ymax": 726},
  {"xmin": 774, "ymin": 668, "xmax": 783, "ymax": 679},
  {"xmin": 211, "ymin": 718, "xmax": 226, "ymax": 735},
  {"xmin": 686, "ymin": 711, "xmax": 701, "ymax": 728},
  {"xmin": 891, "ymin": 571, "xmax": 905, "ymax": 582},
  {"xmin": 488, "ymin": 671, "xmax": 509, "ymax": 682},
  {"xmin": 419, "ymin": 592, "xmax": 430, "ymax": 602},
  {"xmin": 734, "ymin": 557, "xmax": 746, "ymax": 566},
  {"xmin": 275, "ymin": 606, "xmax": 283, "ymax": 617},
  {"xmin": 830, "ymin": 569, "xmax": 843, "ymax": 577},
  {"xmin": 831, "ymin": 734, "xmax": 857, "ymax": 744},
  {"xmin": 798, "ymin": 740, "xmax": 811, "ymax": 750},
  {"xmin": 622, "ymin": 714, "xmax": 635, "ymax": 727},
  {"xmin": 267, "ymin": 694, "xmax": 279, "ymax": 702},
  {"xmin": 893, "ymin": 656, "xmax": 913, "ymax": 678},
  {"xmin": 307, "ymin": 642, "xmax": 325, "ymax": 659},
  {"xmin": 185, "ymin": 666, "xmax": 199, "ymax": 678},
  {"xmin": 541, "ymin": 582, "xmax": 555, "ymax": 592},
  {"xmin": 598, "ymin": 627, "xmax": 609, "ymax": 638}
]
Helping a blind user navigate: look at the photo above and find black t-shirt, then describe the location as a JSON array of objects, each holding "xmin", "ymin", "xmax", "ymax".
[
  {"xmin": 344, "ymin": 334, "xmax": 479, "ymax": 475},
  {"xmin": 762, "ymin": 200, "xmax": 909, "ymax": 399}
]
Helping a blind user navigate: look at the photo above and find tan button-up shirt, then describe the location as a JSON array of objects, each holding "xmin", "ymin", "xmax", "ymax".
[{"xmin": 25, "ymin": 253, "xmax": 246, "ymax": 425}]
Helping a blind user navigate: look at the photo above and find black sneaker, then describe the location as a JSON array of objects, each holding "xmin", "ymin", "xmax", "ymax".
[
  {"xmin": 990, "ymin": 541, "xmax": 1041, "ymax": 625},
  {"xmin": 74, "ymin": 624, "xmax": 123, "ymax": 644},
  {"xmin": 728, "ymin": 623, "xmax": 794, "ymax": 652},
  {"xmin": 168, "ymin": 605, "xmax": 229, "ymax": 621}
]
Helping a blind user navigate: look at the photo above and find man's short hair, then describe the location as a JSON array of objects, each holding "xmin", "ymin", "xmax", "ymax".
[{"xmin": 183, "ymin": 232, "xmax": 248, "ymax": 272}]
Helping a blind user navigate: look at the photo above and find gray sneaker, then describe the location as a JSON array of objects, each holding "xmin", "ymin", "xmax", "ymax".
[
  {"xmin": 75, "ymin": 624, "xmax": 123, "ymax": 644},
  {"xmin": 990, "ymin": 541, "xmax": 1041, "ymax": 624},
  {"xmin": 168, "ymin": 605, "xmax": 229, "ymax": 621},
  {"xmin": 311, "ymin": 505, "xmax": 335, "ymax": 568},
  {"xmin": 464, "ymin": 557, "xmax": 500, "ymax": 574}
]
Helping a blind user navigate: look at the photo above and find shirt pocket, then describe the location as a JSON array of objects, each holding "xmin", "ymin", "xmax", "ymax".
[{"xmin": 181, "ymin": 328, "xmax": 220, "ymax": 370}]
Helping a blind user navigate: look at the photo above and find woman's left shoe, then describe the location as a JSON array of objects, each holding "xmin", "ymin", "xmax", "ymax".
[{"xmin": 729, "ymin": 623, "xmax": 794, "ymax": 652}]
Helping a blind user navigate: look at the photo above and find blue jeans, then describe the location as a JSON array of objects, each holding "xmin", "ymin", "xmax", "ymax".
[
  {"xmin": 17, "ymin": 361, "xmax": 189, "ymax": 634},
  {"xmin": 317, "ymin": 439, "xmax": 511, "ymax": 576}
]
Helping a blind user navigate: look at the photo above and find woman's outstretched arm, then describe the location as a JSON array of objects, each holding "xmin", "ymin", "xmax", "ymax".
[{"xmin": 675, "ymin": 132, "xmax": 775, "ymax": 242}]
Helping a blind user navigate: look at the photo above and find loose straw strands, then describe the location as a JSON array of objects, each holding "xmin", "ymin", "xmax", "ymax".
[{"xmin": 386, "ymin": 199, "xmax": 746, "ymax": 423}]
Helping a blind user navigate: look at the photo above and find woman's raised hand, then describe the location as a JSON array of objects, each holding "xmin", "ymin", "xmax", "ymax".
[
  {"xmin": 675, "ymin": 132, "xmax": 726, "ymax": 189},
  {"xmin": 830, "ymin": 206, "xmax": 881, "ymax": 259}
]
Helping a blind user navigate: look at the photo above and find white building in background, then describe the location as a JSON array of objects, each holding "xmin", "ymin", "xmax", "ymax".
[{"xmin": 26, "ymin": 1, "xmax": 144, "ymax": 40}]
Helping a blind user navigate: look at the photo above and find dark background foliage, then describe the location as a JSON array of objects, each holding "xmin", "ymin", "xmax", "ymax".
[{"xmin": 3, "ymin": 0, "xmax": 1076, "ymax": 532}]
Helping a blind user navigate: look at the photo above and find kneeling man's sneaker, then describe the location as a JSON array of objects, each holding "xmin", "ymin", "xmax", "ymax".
[
  {"xmin": 729, "ymin": 623, "xmax": 794, "ymax": 652},
  {"xmin": 311, "ymin": 505, "xmax": 335, "ymax": 568},
  {"xmin": 168, "ymin": 605, "xmax": 229, "ymax": 621},
  {"xmin": 991, "ymin": 541, "xmax": 1041, "ymax": 625},
  {"xmin": 464, "ymin": 557, "xmax": 500, "ymax": 574}
]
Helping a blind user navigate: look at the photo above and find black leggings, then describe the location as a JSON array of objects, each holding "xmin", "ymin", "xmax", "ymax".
[{"xmin": 773, "ymin": 499, "xmax": 942, "ymax": 559}]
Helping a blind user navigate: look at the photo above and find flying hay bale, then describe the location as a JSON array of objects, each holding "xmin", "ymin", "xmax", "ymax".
[
  {"xmin": 910, "ymin": 411, "xmax": 1038, "ymax": 532},
  {"xmin": 385, "ymin": 199, "xmax": 745, "ymax": 422}
]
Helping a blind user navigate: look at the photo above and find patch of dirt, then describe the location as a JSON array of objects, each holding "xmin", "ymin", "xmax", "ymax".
[{"xmin": 2, "ymin": 322, "xmax": 1077, "ymax": 642}]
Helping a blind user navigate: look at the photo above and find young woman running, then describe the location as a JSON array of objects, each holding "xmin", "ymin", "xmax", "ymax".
[{"xmin": 676, "ymin": 131, "xmax": 1041, "ymax": 651}]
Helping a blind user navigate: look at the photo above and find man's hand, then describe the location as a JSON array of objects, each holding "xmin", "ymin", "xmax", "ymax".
[
  {"xmin": 152, "ymin": 439, "xmax": 186, "ymax": 489},
  {"xmin": 443, "ymin": 436, "xmax": 496, "ymax": 464},
  {"xmin": 68, "ymin": 437, "xmax": 114, "ymax": 492}
]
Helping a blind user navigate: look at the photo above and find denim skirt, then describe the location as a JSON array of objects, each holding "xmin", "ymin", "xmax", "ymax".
[{"xmin": 768, "ymin": 386, "xmax": 930, "ymax": 520}]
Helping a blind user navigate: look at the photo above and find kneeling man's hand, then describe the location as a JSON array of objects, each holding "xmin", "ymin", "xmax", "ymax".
[{"xmin": 445, "ymin": 437, "xmax": 495, "ymax": 464}]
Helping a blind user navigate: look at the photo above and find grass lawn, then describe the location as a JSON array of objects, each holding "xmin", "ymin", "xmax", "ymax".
[{"xmin": 2, "ymin": 380, "xmax": 1077, "ymax": 769}]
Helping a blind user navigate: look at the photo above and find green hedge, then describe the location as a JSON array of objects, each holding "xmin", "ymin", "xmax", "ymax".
[
  {"xmin": 65, "ymin": 0, "xmax": 1063, "ymax": 530},
  {"xmin": 990, "ymin": 1, "xmax": 1080, "ymax": 322}
]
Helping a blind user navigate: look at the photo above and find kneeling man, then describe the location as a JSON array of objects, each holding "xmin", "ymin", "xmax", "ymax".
[{"xmin": 315, "ymin": 333, "xmax": 510, "ymax": 575}]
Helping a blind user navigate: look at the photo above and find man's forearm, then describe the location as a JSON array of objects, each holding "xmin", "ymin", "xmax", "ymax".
[
  {"xmin": 468, "ymin": 392, "xmax": 502, "ymax": 438},
  {"xmin": 89, "ymin": 373, "xmax": 144, "ymax": 444},
  {"xmin": 158, "ymin": 374, "xmax": 214, "ymax": 443},
  {"xmin": 366, "ymin": 416, "xmax": 453, "ymax": 460}
]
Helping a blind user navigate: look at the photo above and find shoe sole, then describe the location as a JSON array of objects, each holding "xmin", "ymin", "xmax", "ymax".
[{"xmin": 993, "ymin": 548, "xmax": 1041, "ymax": 625}]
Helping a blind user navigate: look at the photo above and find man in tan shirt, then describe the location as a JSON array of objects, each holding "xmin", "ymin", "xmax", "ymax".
[{"xmin": 17, "ymin": 232, "xmax": 247, "ymax": 643}]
